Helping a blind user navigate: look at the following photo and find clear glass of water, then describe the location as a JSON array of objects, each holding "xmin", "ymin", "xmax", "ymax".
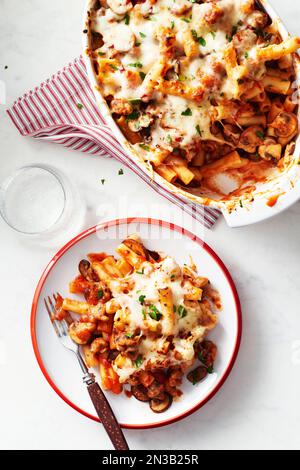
[{"xmin": 0, "ymin": 165, "xmax": 86, "ymax": 247}]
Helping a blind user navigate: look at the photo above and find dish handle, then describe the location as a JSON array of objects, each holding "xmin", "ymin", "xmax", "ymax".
[{"xmin": 221, "ymin": 187, "xmax": 300, "ymax": 228}]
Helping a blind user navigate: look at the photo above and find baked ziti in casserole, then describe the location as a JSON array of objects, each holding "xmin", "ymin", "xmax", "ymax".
[
  {"xmin": 53, "ymin": 235, "xmax": 219, "ymax": 412},
  {"xmin": 86, "ymin": 0, "xmax": 300, "ymax": 201}
]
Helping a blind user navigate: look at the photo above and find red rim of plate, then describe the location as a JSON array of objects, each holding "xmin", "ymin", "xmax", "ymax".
[{"xmin": 31, "ymin": 217, "xmax": 242, "ymax": 430}]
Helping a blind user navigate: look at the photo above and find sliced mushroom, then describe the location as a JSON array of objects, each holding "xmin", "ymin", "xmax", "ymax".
[
  {"xmin": 223, "ymin": 124, "xmax": 241, "ymax": 146},
  {"xmin": 187, "ymin": 366, "xmax": 208, "ymax": 384},
  {"xmin": 123, "ymin": 238, "xmax": 149, "ymax": 258},
  {"xmin": 131, "ymin": 384, "xmax": 149, "ymax": 402},
  {"xmin": 91, "ymin": 32, "xmax": 103, "ymax": 51},
  {"xmin": 147, "ymin": 381, "xmax": 165, "ymax": 399},
  {"xmin": 79, "ymin": 259, "xmax": 91, "ymax": 278},
  {"xmin": 270, "ymin": 112, "xmax": 298, "ymax": 138},
  {"xmin": 147, "ymin": 250, "xmax": 160, "ymax": 262},
  {"xmin": 238, "ymin": 126, "xmax": 265, "ymax": 153},
  {"xmin": 197, "ymin": 340, "xmax": 217, "ymax": 368},
  {"xmin": 79, "ymin": 259, "xmax": 99, "ymax": 282},
  {"xmin": 150, "ymin": 394, "xmax": 173, "ymax": 413}
]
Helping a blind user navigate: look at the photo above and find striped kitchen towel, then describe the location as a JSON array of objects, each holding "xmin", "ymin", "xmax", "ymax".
[{"xmin": 7, "ymin": 56, "xmax": 220, "ymax": 229}]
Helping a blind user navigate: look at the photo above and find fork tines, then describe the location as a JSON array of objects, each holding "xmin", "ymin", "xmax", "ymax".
[{"xmin": 44, "ymin": 294, "xmax": 69, "ymax": 337}]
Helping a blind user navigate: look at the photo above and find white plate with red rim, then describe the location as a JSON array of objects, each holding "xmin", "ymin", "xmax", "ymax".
[{"xmin": 31, "ymin": 218, "xmax": 242, "ymax": 429}]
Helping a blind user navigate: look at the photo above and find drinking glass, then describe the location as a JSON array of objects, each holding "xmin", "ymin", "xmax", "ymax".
[{"xmin": 0, "ymin": 165, "xmax": 86, "ymax": 247}]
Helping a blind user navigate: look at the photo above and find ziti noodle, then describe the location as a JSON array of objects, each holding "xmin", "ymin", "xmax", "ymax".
[
  {"xmin": 53, "ymin": 235, "xmax": 219, "ymax": 413},
  {"xmin": 87, "ymin": 0, "xmax": 300, "ymax": 200}
]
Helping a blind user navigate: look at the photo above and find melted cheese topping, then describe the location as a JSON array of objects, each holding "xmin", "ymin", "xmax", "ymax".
[
  {"xmin": 92, "ymin": 0, "xmax": 252, "ymax": 149},
  {"xmin": 90, "ymin": 0, "xmax": 300, "ymax": 201},
  {"xmin": 109, "ymin": 256, "xmax": 217, "ymax": 383}
]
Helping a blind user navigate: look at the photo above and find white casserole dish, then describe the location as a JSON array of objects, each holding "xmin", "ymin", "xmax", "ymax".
[{"xmin": 83, "ymin": 0, "xmax": 300, "ymax": 227}]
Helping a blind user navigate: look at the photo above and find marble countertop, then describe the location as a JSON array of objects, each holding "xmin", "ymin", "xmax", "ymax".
[{"xmin": 0, "ymin": 0, "xmax": 300, "ymax": 450}]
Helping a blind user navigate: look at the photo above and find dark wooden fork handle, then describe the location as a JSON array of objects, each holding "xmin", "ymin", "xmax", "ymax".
[{"xmin": 87, "ymin": 382, "xmax": 129, "ymax": 450}]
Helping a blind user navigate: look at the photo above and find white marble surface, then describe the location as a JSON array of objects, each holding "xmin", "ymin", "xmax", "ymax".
[{"xmin": 0, "ymin": 0, "xmax": 300, "ymax": 450}]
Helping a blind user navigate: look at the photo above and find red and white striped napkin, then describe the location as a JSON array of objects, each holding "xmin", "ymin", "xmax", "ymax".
[{"xmin": 7, "ymin": 56, "xmax": 220, "ymax": 229}]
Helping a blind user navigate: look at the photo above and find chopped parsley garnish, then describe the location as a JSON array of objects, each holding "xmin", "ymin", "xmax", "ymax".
[
  {"xmin": 178, "ymin": 74, "xmax": 187, "ymax": 82},
  {"xmin": 77, "ymin": 103, "xmax": 84, "ymax": 110},
  {"xmin": 196, "ymin": 125, "xmax": 202, "ymax": 136},
  {"xmin": 170, "ymin": 274, "xmax": 176, "ymax": 281},
  {"xmin": 198, "ymin": 352, "xmax": 206, "ymax": 365},
  {"xmin": 128, "ymin": 61, "xmax": 143, "ymax": 68},
  {"xmin": 139, "ymin": 32, "xmax": 146, "ymax": 38},
  {"xmin": 138, "ymin": 295, "xmax": 146, "ymax": 305},
  {"xmin": 191, "ymin": 30, "xmax": 206, "ymax": 46},
  {"xmin": 166, "ymin": 134, "xmax": 173, "ymax": 144},
  {"xmin": 126, "ymin": 110, "xmax": 139, "ymax": 122},
  {"xmin": 142, "ymin": 308, "xmax": 147, "ymax": 320},
  {"xmin": 139, "ymin": 71, "xmax": 146, "ymax": 80},
  {"xmin": 97, "ymin": 289, "xmax": 104, "ymax": 299},
  {"xmin": 110, "ymin": 64, "xmax": 118, "ymax": 70},
  {"xmin": 134, "ymin": 355, "xmax": 143, "ymax": 368},
  {"xmin": 226, "ymin": 23, "xmax": 241, "ymax": 43},
  {"xmin": 173, "ymin": 305, "xmax": 177, "ymax": 313},
  {"xmin": 129, "ymin": 99, "xmax": 142, "ymax": 105},
  {"xmin": 254, "ymin": 29, "xmax": 272, "ymax": 42},
  {"xmin": 231, "ymin": 25, "xmax": 238, "ymax": 36},
  {"xmin": 118, "ymin": 168, "xmax": 124, "ymax": 175},
  {"xmin": 244, "ymin": 52, "xmax": 249, "ymax": 59},
  {"xmin": 171, "ymin": 20, "xmax": 175, "ymax": 29},
  {"xmin": 210, "ymin": 31, "xmax": 216, "ymax": 39},
  {"xmin": 192, "ymin": 370, "xmax": 198, "ymax": 385},
  {"xmin": 239, "ymin": 200, "xmax": 243, "ymax": 208},
  {"xmin": 256, "ymin": 131, "xmax": 265, "ymax": 139},
  {"xmin": 126, "ymin": 333, "xmax": 133, "ymax": 338},
  {"xmin": 177, "ymin": 305, "xmax": 187, "ymax": 318},
  {"xmin": 181, "ymin": 108, "xmax": 192, "ymax": 116},
  {"xmin": 124, "ymin": 14, "xmax": 130, "ymax": 25},
  {"xmin": 148, "ymin": 305, "xmax": 162, "ymax": 321},
  {"xmin": 197, "ymin": 36, "xmax": 206, "ymax": 47},
  {"xmin": 198, "ymin": 352, "xmax": 215, "ymax": 374},
  {"xmin": 136, "ymin": 268, "xmax": 145, "ymax": 275},
  {"xmin": 139, "ymin": 144, "xmax": 150, "ymax": 151},
  {"xmin": 100, "ymin": 179, "xmax": 105, "ymax": 185},
  {"xmin": 181, "ymin": 18, "xmax": 191, "ymax": 23},
  {"xmin": 98, "ymin": 51, "xmax": 105, "ymax": 56}
]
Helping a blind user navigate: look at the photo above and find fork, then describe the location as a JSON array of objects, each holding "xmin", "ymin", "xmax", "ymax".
[{"xmin": 44, "ymin": 294, "xmax": 129, "ymax": 451}]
